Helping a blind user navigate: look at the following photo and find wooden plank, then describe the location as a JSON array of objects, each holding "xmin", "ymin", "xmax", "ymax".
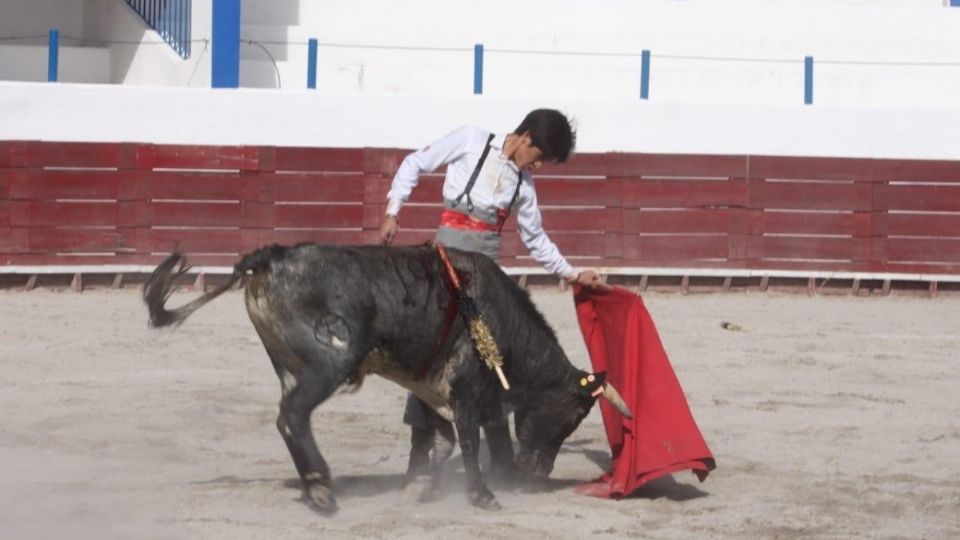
[
  {"xmin": 363, "ymin": 148, "xmax": 408, "ymax": 175},
  {"xmin": 389, "ymin": 204, "xmax": 443, "ymax": 229},
  {"xmin": 760, "ymin": 210, "xmax": 861, "ymax": 236},
  {"xmin": 143, "ymin": 170, "xmax": 246, "ymax": 200},
  {"xmin": 9, "ymin": 201, "xmax": 120, "ymax": 227},
  {"xmin": 28, "ymin": 228, "xmax": 135, "ymax": 253},
  {"xmin": 389, "ymin": 230, "xmax": 436, "ymax": 247},
  {"xmin": 879, "ymin": 213, "xmax": 960, "ymax": 238},
  {"xmin": 0, "ymin": 141, "xmax": 10, "ymax": 168},
  {"xmin": 884, "ymin": 184, "xmax": 960, "ymax": 213},
  {"xmin": 749, "ymin": 156, "xmax": 875, "ymax": 181},
  {"xmin": 8, "ymin": 170, "xmax": 139, "ymax": 201},
  {"xmin": 139, "ymin": 144, "xmax": 259, "ymax": 171},
  {"xmin": 271, "ymin": 229, "xmax": 366, "ymax": 246},
  {"xmin": 0, "ymin": 252, "xmax": 149, "ymax": 266},
  {"xmin": 876, "ymin": 159, "xmax": 960, "ymax": 183},
  {"xmin": 262, "ymin": 173, "xmax": 367, "ymax": 203},
  {"xmin": 748, "ymin": 236, "xmax": 861, "ymax": 261},
  {"xmin": 147, "ymin": 229, "xmax": 244, "ymax": 254},
  {"xmin": 884, "ymin": 238, "xmax": 960, "ymax": 263},
  {"xmin": 533, "ymin": 232, "xmax": 608, "ymax": 258},
  {"xmin": 621, "ymin": 234, "xmax": 730, "ymax": 261},
  {"xmin": 882, "ymin": 261, "xmax": 960, "ymax": 274},
  {"xmin": 149, "ymin": 201, "xmax": 244, "ymax": 227},
  {"xmin": 536, "ymin": 207, "xmax": 609, "ymax": 232},
  {"xmin": 0, "ymin": 228, "xmax": 29, "ymax": 252},
  {"xmin": 622, "ymin": 209, "xmax": 732, "ymax": 234},
  {"xmin": 745, "ymin": 260, "xmax": 871, "ymax": 273},
  {"xmin": 270, "ymin": 204, "xmax": 364, "ymax": 229},
  {"xmin": 25, "ymin": 141, "xmax": 128, "ymax": 169},
  {"xmin": 399, "ymin": 176, "xmax": 445, "ymax": 205},
  {"xmin": 620, "ymin": 178, "xmax": 747, "ymax": 209},
  {"xmin": 611, "ymin": 153, "xmax": 747, "ymax": 178},
  {"xmin": 534, "ymin": 178, "xmax": 617, "ymax": 206},
  {"xmin": 538, "ymin": 152, "xmax": 609, "ymax": 177},
  {"xmin": 273, "ymin": 147, "xmax": 365, "ymax": 173},
  {"xmin": 4, "ymin": 141, "xmax": 28, "ymax": 168},
  {"xmin": 750, "ymin": 179, "xmax": 872, "ymax": 211}
]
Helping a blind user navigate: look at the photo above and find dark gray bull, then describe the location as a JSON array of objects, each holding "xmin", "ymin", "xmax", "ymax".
[{"xmin": 144, "ymin": 243, "xmax": 631, "ymax": 513}]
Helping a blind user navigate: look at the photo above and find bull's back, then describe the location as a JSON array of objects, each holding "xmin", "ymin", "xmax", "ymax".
[{"xmin": 243, "ymin": 244, "xmax": 458, "ymax": 367}]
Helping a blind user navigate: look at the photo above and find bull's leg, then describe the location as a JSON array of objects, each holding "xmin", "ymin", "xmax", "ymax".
[
  {"xmin": 403, "ymin": 395, "xmax": 432, "ymax": 480},
  {"xmin": 453, "ymin": 405, "xmax": 501, "ymax": 510},
  {"xmin": 480, "ymin": 397, "xmax": 517, "ymax": 480},
  {"xmin": 483, "ymin": 423, "xmax": 518, "ymax": 480},
  {"xmin": 416, "ymin": 407, "xmax": 456, "ymax": 503},
  {"xmin": 276, "ymin": 367, "xmax": 341, "ymax": 515}
]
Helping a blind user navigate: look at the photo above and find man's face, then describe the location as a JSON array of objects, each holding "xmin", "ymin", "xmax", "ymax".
[{"xmin": 513, "ymin": 132, "xmax": 547, "ymax": 171}]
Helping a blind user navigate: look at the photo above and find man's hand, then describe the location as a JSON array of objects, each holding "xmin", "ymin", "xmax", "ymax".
[
  {"xmin": 380, "ymin": 214, "xmax": 399, "ymax": 245},
  {"xmin": 574, "ymin": 269, "xmax": 607, "ymax": 289}
]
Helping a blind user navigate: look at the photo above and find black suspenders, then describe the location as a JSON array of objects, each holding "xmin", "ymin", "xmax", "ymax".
[
  {"xmin": 451, "ymin": 133, "xmax": 496, "ymax": 213},
  {"xmin": 451, "ymin": 132, "xmax": 525, "ymax": 232}
]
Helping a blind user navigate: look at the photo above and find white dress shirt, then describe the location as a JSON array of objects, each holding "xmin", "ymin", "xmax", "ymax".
[{"xmin": 386, "ymin": 125, "xmax": 578, "ymax": 280}]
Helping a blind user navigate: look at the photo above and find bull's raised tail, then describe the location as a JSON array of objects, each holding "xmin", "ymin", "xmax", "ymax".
[{"xmin": 143, "ymin": 246, "xmax": 282, "ymax": 328}]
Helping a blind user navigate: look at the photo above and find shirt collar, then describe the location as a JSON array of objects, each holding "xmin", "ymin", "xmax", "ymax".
[
  {"xmin": 490, "ymin": 132, "xmax": 507, "ymax": 152},
  {"xmin": 491, "ymin": 132, "xmax": 520, "ymax": 172}
]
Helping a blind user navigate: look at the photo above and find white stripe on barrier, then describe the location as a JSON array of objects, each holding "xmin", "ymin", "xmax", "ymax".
[{"xmin": 2, "ymin": 265, "xmax": 960, "ymax": 283}]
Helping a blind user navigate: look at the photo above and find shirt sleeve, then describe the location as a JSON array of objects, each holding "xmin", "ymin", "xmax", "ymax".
[
  {"xmin": 515, "ymin": 174, "xmax": 578, "ymax": 280},
  {"xmin": 386, "ymin": 126, "xmax": 473, "ymax": 216}
]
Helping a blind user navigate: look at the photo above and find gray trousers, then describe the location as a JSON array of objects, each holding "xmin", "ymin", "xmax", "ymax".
[{"xmin": 404, "ymin": 209, "xmax": 506, "ymax": 428}]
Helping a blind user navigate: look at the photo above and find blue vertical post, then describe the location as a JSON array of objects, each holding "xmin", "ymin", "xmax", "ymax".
[
  {"xmin": 804, "ymin": 56, "xmax": 814, "ymax": 105},
  {"xmin": 211, "ymin": 0, "xmax": 241, "ymax": 88},
  {"xmin": 473, "ymin": 43, "xmax": 484, "ymax": 95},
  {"xmin": 307, "ymin": 38, "xmax": 318, "ymax": 89},
  {"xmin": 640, "ymin": 49, "xmax": 651, "ymax": 100},
  {"xmin": 48, "ymin": 28, "xmax": 59, "ymax": 82}
]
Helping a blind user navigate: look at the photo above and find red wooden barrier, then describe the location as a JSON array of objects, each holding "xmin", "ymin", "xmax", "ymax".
[{"xmin": 2, "ymin": 141, "xmax": 960, "ymax": 276}]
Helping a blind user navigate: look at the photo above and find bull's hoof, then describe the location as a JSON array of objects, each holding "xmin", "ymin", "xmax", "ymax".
[
  {"xmin": 416, "ymin": 483, "xmax": 442, "ymax": 504},
  {"xmin": 487, "ymin": 461, "xmax": 520, "ymax": 483},
  {"xmin": 468, "ymin": 487, "xmax": 501, "ymax": 511},
  {"xmin": 403, "ymin": 474, "xmax": 432, "ymax": 503},
  {"xmin": 302, "ymin": 483, "xmax": 338, "ymax": 515}
]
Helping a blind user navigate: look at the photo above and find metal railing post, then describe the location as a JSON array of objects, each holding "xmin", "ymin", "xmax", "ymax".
[
  {"xmin": 48, "ymin": 28, "xmax": 59, "ymax": 82},
  {"xmin": 474, "ymin": 43, "xmax": 484, "ymax": 95},
  {"xmin": 307, "ymin": 38, "xmax": 318, "ymax": 89},
  {"xmin": 640, "ymin": 49, "xmax": 651, "ymax": 100}
]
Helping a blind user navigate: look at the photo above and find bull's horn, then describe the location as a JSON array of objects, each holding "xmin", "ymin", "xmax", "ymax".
[{"xmin": 601, "ymin": 383, "xmax": 634, "ymax": 419}]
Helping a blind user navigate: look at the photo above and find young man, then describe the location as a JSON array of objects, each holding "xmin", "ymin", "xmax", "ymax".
[{"xmin": 379, "ymin": 108, "xmax": 602, "ymax": 479}]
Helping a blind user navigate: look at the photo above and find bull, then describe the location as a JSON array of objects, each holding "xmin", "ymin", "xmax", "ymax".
[{"xmin": 144, "ymin": 243, "xmax": 631, "ymax": 513}]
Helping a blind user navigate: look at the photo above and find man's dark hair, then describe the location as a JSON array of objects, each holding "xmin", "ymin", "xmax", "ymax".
[{"xmin": 514, "ymin": 109, "xmax": 576, "ymax": 163}]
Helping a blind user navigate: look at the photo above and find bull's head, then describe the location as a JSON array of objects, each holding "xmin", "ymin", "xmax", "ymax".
[{"xmin": 512, "ymin": 371, "xmax": 632, "ymax": 478}]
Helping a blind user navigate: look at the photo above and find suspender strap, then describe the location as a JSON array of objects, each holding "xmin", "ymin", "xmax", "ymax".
[
  {"xmin": 495, "ymin": 173, "xmax": 524, "ymax": 234},
  {"xmin": 451, "ymin": 133, "xmax": 496, "ymax": 213}
]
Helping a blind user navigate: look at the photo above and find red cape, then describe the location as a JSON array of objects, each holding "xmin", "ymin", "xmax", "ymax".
[{"xmin": 573, "ymin": 285, "xmax": 716, "ymax": 498}]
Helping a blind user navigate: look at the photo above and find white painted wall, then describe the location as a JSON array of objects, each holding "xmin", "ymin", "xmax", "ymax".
[
  {"xmin": 236, "ymin": 0, "xmax": 960, "ymax": 108},
  {"xmin": 2, "ymin": 81, "xmax": 958, "ymax": 161},
  {"xmin": 1, "ymin": 0, "xmax": 958, "ymax": 108},
  {"xmin": 0, "ymin": 45, "xmax": 110, "ymax": 83},
  {"xmin": 0, "ymin": 0, "xmax": 211, "ymax": 86},
  {"xmin": 0, "ymin": 0, "xmax": 85, "ymax": 39},
  {"xmin": 81, "ymin": 0, "xmax": 212, "ymax": 87}
]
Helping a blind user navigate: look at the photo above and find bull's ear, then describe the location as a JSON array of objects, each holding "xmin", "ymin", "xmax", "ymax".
[{"xmin": 575, "ymin": 371, "xmax": 608, "ymax": 399}]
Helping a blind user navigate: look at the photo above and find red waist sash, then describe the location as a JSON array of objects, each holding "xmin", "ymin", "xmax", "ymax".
[{"xmin": 439, "ymin": 209, "xmax": 498, "ymax": 232}]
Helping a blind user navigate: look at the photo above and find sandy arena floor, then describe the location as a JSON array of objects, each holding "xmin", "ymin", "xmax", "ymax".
[{"xmin": 1, "ymin": 285, "xmax": 958, "ymax": 539}]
